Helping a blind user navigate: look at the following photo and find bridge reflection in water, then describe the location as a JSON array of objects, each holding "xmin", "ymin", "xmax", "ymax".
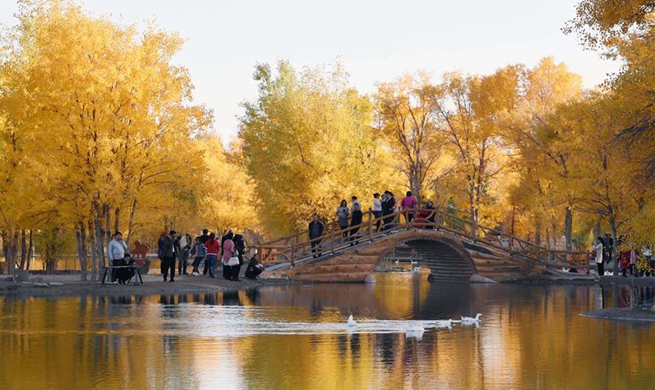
[{"xmin": 1, "ymin": 278, "xmax": 654, "ymax": 389}]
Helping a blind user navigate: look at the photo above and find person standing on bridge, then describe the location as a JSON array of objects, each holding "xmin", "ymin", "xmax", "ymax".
[
  {"xmin": 309, "ymin": 214, "xmax": 324, "ymax": 258},
  {"xmin": 373, "ymin": 193, "xmax": 382, "ymax": 232},
  {"xmin": 336, "ymin": 200, "xmax": 350, "ymax": 239},
  {"xmin": 349, "ymin": 202, "xmax": 363, "ymax": 246},
  {"xmin": 351, "ymin": 196, "xmax": 361, "ymax": 213},
  {"xmin": 401, "ymin": 191, "xmax": 419, "ymax": 224},
  {"xmin": 382, "ymin": 191, "xmax": 396, "ymax": 231}
]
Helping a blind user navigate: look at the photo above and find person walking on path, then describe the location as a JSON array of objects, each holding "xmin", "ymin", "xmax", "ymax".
[
  {"xmin": 190, "ymin": 236, "xmax": 207, "ymax": 276},
  {"xmin": 108, "ymin": 231, "xmax": 129, "ymax": 284},
  {"xmin": 594, "ymin": 237, "xmax": 605, "ymax": 277},
  {"xmin": 336, "ymin": 200, "xmax": 350, "ymax": 239},
  {"xmin": 222, "ymin": 231, "xmax": 236, "ymax": 280},
  {"xmin": 401, "ymin": 191, "xmax": 419, "ymax": 224},
  {"xmin": 204, "ymin": 233, "xmax": 219, "ymax": 278},
  {"xmin": 309, "ymin": 214, "xmax": 324, "ymax": 258},
  {"xmin": 349, "ymin": 202, "xmax": 363, "ymax": 246},
  {"xmin": 161, "ymin": 231, "xmax": 181, "ymax": 282},
  {"xmin": 373, "ymin": 193, "xmax": 382, "ymax": 232}
]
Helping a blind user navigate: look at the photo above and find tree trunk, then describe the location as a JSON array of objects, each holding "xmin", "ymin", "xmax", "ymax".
[
  {"xmin": 26, "ymin": 230, "xmax": 33, "ymax": 271},
  {"xmin": 10, "ymin": 231, "xmax": 19, "ymax": 274},
  {"xmin": 534, "ymin": 217, "xmax": 542, "ymax": 247},
  {"xmin": 610, "ymin": 216, "xmax": 618, "ymax": 275},
  {"xmin": 551, "ymin": 218, "xmax": 558, "ymax": 249},
  {"xmin": 20, "ymin": 229, "xmax": 27, "ymax": 270},
  {"xmin": 114, "ymin": 206, "xmax": 120, "ymax": 236},
  {"xmin": 75, "ymin": 222, "xmax": 88, "ymax": 281},
  {"xmin": 468, "ymin": 185, "xmax": 477, "ymax": 239},
  {"xmin": 564, "ymin": 206, "xmax": 573, "ymax": 251},
  {"xmin": 88, "ymin": 219, "xmax": 98, "ymax": 281},
  {"xmin": 127, "ymin": 197, "xmax": 138, "ymax": 245},
  {"xmin": 44, "ymin": 228, "xmax": 58, "ymax": 275},
  {"xmin": 594, "ymin": 218, "xmax": 601, "ymax": 239},
  {"xmin": 95, "ymin": 216, "xmax": 105, "ymax": 279},
  {"xmin": 546, "ymin": 227, "xmax": 551, "ymax": 250},
  {"xmin": 104, "ymin": 204, "xmax": 112, "ymax": 248},
  {"xmin": 1, "ymin": 231, "xmax": 11, "ymax": 275}
]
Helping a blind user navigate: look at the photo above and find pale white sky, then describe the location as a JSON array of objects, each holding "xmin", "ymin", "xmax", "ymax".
[{"xmin": 1, "ymin": 0, "xmax": 620, "ymax": 144}]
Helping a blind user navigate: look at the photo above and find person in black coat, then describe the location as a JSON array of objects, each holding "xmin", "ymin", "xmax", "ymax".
[
  {"xmin": 231, "ymin": 234, "xmax": 246, "ymax": 281},
  {"xmin": 160, "ymin": 231, "xmax": 181, "ymax": 282},
  {"xmin": 308, "ymin": 214, "xmax": 324, "ymax": 258},
  {"xmin": 381, "ymin": 191, "xmax": 396, "ymax": 231},
  {"xmin": 349, "ymin": 204, "xmax": 363, "ymax": 245}
]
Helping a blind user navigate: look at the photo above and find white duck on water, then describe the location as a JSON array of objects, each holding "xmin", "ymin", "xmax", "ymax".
[
  {"xmin": 347, "ymin": 315, "xmax": 357, "ymax": 326},
  {"xmin": 460, "ymin": 313, "xmax": 482, "ymax": 324}
]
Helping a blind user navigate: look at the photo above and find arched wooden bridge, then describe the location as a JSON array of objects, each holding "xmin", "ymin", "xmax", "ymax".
[{"xmin": 257, "ymin": 208, "xmax": 591, "ymax": 283}]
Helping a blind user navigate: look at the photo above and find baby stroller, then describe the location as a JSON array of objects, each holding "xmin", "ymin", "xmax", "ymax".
[{"xmin": 244, "ymin": 253, "xmax": 265, "ymax": 280}]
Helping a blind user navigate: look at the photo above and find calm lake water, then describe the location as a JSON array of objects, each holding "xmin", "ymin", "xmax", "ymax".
[{"xmin": 1, "ymin": 274, "xmax": 654, "ymax": 390}]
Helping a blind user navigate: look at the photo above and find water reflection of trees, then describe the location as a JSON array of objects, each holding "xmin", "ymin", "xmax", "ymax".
[{"xmin": 1, "ymin": 283, "xmax": 655, "ymax": 389}]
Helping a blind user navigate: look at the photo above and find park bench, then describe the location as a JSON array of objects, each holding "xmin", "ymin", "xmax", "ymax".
[{"xmin": 100, "ymin": 240, "xmax": 149, "ymax": 286}]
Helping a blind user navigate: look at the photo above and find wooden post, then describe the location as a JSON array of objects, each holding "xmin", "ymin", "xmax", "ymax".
[
  {"xmin": 330, "ymin": 231, "xmax": 335, "ymax": 255},
  {"xmin": 290, "ymin": 243, "xmax": 295, "ymax": 267},
  {"xmin": 368, "ymin": 215, "xmax": 374, "ymax": 242}
]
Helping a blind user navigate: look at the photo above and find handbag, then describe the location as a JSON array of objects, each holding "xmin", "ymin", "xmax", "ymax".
[{"xmin": 227, "ymin": 256, "xmax": 240, "ymax": 266}]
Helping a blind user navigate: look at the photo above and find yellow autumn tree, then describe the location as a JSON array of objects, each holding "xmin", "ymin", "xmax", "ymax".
[
  {"xmin": 374, "ymin": 73, "xmax": 447, "ymax": 202},
  {"xmin": 1, "ymin": 0, "xmax": 210, "ymax": 278},
  {"xmin": 239, "ymin": 60, "xmax": 389, "ymax": 236},
  {"xmin": 432, "ymin": 68, "xmax": 521, "ymax": 237}
]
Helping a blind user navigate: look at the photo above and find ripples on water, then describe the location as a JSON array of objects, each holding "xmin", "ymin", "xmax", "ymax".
[{"xmin": 1, "ymin": 273, "xmax": 654, "ymax": 390}]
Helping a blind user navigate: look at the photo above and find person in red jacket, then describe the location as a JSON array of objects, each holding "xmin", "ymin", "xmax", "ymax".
[{"xmin": 204, "ymin": 232, "xmax": 220, "ymax": 278}]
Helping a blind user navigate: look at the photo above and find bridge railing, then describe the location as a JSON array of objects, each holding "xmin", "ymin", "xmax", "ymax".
[{"xmin": 257, "ymin": 208, "xmax": 590, "ymax": 272}]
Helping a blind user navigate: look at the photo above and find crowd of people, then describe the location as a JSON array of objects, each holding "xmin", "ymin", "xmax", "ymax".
[
  {"xmin": 308, "ymin": 191, "xmax": 437, "ymax": 258},
  {"xmin": 592, "ymin": 233, "xmax": 654, "ymax": 277},
  {"xmin": 155, "ymin": 229, "xmax": 262, "ymax": 282}
]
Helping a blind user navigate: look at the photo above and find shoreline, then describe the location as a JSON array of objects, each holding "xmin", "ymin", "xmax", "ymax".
[
  {"xmin": 0, "ymin": 273, "xmax": 290, "ymax": 300},
  {"xmin": 581, "ymin": 308, "xmax": 655, "ymax": 323},
  {"xmin": 3, "ymin": 271, "xmax": 655, "ymax": 302}
]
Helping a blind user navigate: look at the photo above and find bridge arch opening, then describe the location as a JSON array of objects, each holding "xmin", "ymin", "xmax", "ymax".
[{"xmin": 377, "ymin": 238, "xmax": 477, "ymax": 282}]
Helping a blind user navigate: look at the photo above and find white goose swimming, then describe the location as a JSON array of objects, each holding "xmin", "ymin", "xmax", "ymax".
[
  {"xmin": 460, "ymin": 313, "xmax": 482, "ymax": 324},
  {"xmin": 347, "ymin": 315, "xmax": 357, "ymax": 326}
]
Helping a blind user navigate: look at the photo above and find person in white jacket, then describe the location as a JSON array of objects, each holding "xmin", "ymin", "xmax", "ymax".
[
  {"xmin": 108, "ymin": 232, "xmax": 129, "ymax": 284},
  {"xmin": 594, "ymin": 237, "xmax": 604, "ymax": 277}
]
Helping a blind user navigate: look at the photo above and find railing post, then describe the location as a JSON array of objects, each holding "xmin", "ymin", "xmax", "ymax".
[
  {"xmin": 330, "ymin": 231, "xmax": 335, "ymax": 255},
  {"xmin": 368, "ymin": 215, "xmax": 373, "ymax": 242},
  {"xmin": 257, "ymin": 245, "xmax": 262, "ymax": 264}
]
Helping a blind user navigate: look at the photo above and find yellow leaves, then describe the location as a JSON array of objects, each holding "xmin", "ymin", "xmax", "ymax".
[{"xmin": 240, "ymin": 60, "xmax": 384, "ymax": 236}]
